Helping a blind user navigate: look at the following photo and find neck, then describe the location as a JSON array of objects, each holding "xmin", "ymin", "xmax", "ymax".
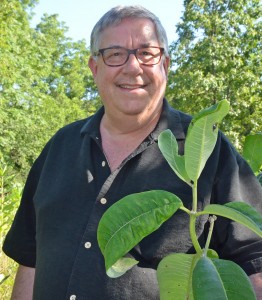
[{"xmin": 100, "ymin": 105, "xmax": 162, "ymax": 172}]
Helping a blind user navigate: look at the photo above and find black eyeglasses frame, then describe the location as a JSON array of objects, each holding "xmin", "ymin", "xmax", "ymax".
[{"xmin": 95, "ymin": 46, "xmax": 165, "ymax": 67}]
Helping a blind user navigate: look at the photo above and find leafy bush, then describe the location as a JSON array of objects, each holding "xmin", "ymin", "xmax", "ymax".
[{"xmin": 0, "ymin": 159, "xmax": 21, "ymax": 298}]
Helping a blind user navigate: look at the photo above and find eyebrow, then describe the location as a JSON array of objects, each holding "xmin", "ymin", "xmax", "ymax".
[
  {"xmin": 140, "ymin": 43, "xmax": 151, "ymax": 48},
  {"xmin": 105, "ymin": 43, "xmax": 155, "ymax": 49},
  {"xmin": 106, "ymin": 45, "xmax": 122, "ymax": 48}
]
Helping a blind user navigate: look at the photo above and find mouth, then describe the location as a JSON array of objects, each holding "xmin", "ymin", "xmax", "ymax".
[{"xmin": 117, "ymin": 84, "xmax": 146, "ymax": 90}]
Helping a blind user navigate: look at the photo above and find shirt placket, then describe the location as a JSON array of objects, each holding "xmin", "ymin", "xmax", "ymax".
[{"xmin": 66, "ymin": 138, "xmax": 155, "ymax": 299}]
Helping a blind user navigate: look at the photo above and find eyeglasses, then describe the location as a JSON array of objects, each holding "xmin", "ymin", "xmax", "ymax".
[{"xmin": 95, "ymin": 46, "xmax": 165, "ymax": 67}]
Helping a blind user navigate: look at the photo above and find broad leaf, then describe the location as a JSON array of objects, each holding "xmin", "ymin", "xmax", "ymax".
[
  {"xmin": 198, "ymin": 202, "xmax": 262, "ymax": 237},
  {"xmin": 192, "ymin": 257, "xmax": 256, "ymax": 300},
  {"xmin": 157, "ymin": 253, "xmax": 198, "ymax": 300},
  {"xmin": 158, "ymin": 129, "xmax": 191, "ymax": 185},
  {"xmin": 97, "ymin": 190, "xmax": 183, "ymax": 276},
  {"xmin": 106, "ymin": 257, "xmax": 138, "ymax": 278},
  {"xmin": 189, "ymin": 99, "xmax": 229, "ymax": 124},
  {"xmin": 157, "ymin": 250, "xmax": 219, "ymax": 300},
  {"xmin": 185, "ymin": 100, "xmax": 230, "ymax": 182},
  {"xmin": 243, "ymin": 133, "xmax": 262, "ymax": 174}
]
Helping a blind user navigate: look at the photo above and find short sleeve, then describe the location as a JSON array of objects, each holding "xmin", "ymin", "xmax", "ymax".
[
  {"xmin": 210, "ymin": 133, "xmax": 262, "ymax": 275},
  {"xmin": 2, "ymin": 141, "xmax": 51, "ymax": 267}
]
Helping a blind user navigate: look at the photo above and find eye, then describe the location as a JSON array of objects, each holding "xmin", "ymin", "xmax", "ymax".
[
  {"xmin": 106, "ymin": 51, "xmax": 120, "ymax": 58},
  {"xmin": 140, "ymin": 50, "xmax": 153, "ymax": 57},
  {"xmin": 112, "ymin": 51, "xmax": 121, "ymax": 56},
  {"xmin": 104, "ymin": 48, "xmax": 125, "ymax": 59}
]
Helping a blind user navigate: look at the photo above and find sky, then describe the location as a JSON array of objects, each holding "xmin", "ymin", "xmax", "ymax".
[{"xmin": 31, "ymin": 0, "xmax": 185, "ymax": 46}]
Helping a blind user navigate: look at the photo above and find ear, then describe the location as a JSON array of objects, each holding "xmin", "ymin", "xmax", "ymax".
[
  {"xmin": 88, "ymin": 56, "xmax": 98, "ymax": 78},
  {"xmin": 163, "ymin": 56, "xmax": 170, "ymax": 77}
]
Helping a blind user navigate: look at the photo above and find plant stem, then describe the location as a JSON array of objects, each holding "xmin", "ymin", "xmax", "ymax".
[
  {"xmin": 188, "ymin": 181, "xmax": 202, "ymax": 254},
  {"xmin": 189, "ymin": 214, "xmax": 202, "ymax": 254},
  {"xmin": 192, "ymin": 181, "xmax": 198, "ymax": 213},
  {"xmin": 203, "ymin": 215, "xmax": 217, "ymax": 256},
  {"xmin": 179, "ymin": 206, "xmax": 191, "ymax": 214}
]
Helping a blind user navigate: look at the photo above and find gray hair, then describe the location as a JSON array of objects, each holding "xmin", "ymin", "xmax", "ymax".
[{"xmin": 90, "ymin": 5, "xmax": 169, "ymax": 57}]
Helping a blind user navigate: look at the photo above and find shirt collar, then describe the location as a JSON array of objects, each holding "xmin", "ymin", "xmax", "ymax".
[
  {"xmin": 80, "ymin": 106, "xmax": 104, "ymax": 138},
  {"xmin": 150, "ymin": 98, "xmax": 188, "ymax": 141}
]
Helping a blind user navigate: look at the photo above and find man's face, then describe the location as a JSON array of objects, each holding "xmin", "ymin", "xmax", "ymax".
[{"xmin": 88, "ymin": 18, "xmax": 170, "ymax": 120}]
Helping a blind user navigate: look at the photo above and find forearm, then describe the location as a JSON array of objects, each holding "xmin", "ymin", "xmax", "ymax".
[
  {"xmin": 250, "ymin": 273, "xmax": 262, "ymax": 299},
  {"xmin": 11, "ymin": 265, "xmax": 35, "ymax": 300}
]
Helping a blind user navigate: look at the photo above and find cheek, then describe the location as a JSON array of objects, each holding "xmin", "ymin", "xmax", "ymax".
[
  {"xmin": 153, "ymin": 70, "xmax": 168, "ymax": 86},
  {"xmin": 95, "ymin": 68, "xmax": 116, "ymax": 85},
  {"xmin": 94, "ymin": 72, "xmax": 106, "ymax": 88},
  {"xmin": 95, "ymin": 74, "xmax": 114, "ymax": 97}
]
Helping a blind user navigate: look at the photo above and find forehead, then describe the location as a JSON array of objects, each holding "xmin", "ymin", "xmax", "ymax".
[{"xmin": 98, "ymin": 18, "xmax": 159, "ymax": 48}]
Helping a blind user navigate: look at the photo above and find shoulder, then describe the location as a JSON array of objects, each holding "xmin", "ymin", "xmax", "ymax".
[
  {"xmin": 53, "ymin": 118, "xmax": 90, "ymax": 140},
  {"xmin": 32, "ymin": 117, "xmax": 91, "ymax": 168}
]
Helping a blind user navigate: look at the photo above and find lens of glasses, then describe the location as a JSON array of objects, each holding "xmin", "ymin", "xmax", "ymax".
[
  {"xmin": 101, "ymin": 47, "xmax": 163, "ymax": 66},
  {"xmin": 103, "ymin": 48, "xmax": 127, "ymax": 66}
]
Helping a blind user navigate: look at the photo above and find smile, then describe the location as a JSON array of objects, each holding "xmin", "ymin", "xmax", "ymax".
[{"xmin": 118, "ymin": 84, "xmax": 146, "ymax": 89}]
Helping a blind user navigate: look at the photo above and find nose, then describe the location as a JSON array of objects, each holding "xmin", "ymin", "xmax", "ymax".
[{"xmin": 122, "ymin": 53, "xmax": 142, "ymax": 73}]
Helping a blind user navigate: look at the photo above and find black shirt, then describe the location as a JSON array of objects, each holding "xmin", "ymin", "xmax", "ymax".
[{"xmin": 3, "ymin": 99, "xmax": 262, "ymax": 299}]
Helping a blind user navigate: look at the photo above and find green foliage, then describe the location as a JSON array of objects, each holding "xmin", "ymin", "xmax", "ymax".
[
  {"xmin": 198, "ymin": 202, "xmax": 262, "ymax": 237},
  {"xmin": 167, "ymin": 0, "xmax": 262, "ymax": 148},
  {"xmin": 242, "ymin": 133, "xmax": 262, "ymax": 175},
  {"xmin": 0, "ymin": 0, "xmax": 100, "ymax": 296},
  {"xmin": 97, "ymin": 190, "xmax": 183, "ymax": 277},
  {"xmin": 158, "ymin": 100, "xmax": 230, "ymax": 185},
  {"xmin": 185, "ymin": 100, "xmax": 229, "ymax": 182},
  {"xmin": 192, "ymin": 257, "xmax": 255, "ymax": 300},
  {"xmin": 0, "ymin": 159, "xmax": 20, "ymax": 298},
  {"xmin": 97, "ymin": 101, "xmax": 262, "ymax": 299},
  {"xmin": 157, "ymin": 253, "xmax": 197, "ymax": 299},
  {"xmin": 0, "ymin": 0, "xmax": 99, "ymax": 180},
  {"xmin": 158, "ymin": 130, "xmax": 191, "ymax": 185}
]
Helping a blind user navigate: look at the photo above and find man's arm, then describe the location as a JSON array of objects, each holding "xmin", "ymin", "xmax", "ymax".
[
  {"xmin": 11, "ymin": 265, "xmax": 35, "ymax": 300},
  {"xmin": 250, "ymin": 273, "xmax": 262, "ymax": 299}
]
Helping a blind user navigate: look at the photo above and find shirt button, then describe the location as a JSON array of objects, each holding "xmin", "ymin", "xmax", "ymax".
[
  {"xmin": 70, "ymin": 295, "xmax": 76, "ymax": 300},
  {"xmin": 100, "ymin": 198, "xmax": 107, "ymax": 204},
  {"xmin": 84, "ymin": 242, "xmax": 92, "ymax": 249},
  {"xmin": 102, "ymin": 161, "xmax": 106, "ymax": 167}
]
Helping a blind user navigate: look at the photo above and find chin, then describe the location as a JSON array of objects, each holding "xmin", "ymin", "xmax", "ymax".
[{"xmin": 120, "ymin": 103, "xmax": 148, "ymax": 116}]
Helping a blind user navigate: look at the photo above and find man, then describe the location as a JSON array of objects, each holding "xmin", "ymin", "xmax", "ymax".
[{"xmin": 3, "ymin": 5, "xmax": 262, "ymax": 299}]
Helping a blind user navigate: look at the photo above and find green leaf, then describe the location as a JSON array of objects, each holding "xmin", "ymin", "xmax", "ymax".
[
  {"xmin": 206, "ymin": 249, "xmax": 219, "ymax": 259},
  {"xmin": 157, "ymin": 253, "xmax": 198, "ymax": 300},
  {"xmin": 185, "ymin": 100, "xmax": 230, "ymax": 182},
  {"xmin": 97, "ymin": 190, "xmax": 183, "ymax": 276},
  {"xmin": 198, "ymin": 202, "xmax": 262, "ymax": 237},
  {"xmin": 190, "ymin": 101, "xmax": 228, "ymax": 124},
  {"xmin": 158, "ymin": 129, "xmax": 191, "ymax": 185},
  {"xmin": 243, "ymin": 133, "xmax": 262, "ymax": 174},
  {"xmin": 192, "ymin": 257, "xmax": 256, "ymax": 300},
  {"xmin": 106, "ymin": 257, "xmax": 138, "ymax": 278}
]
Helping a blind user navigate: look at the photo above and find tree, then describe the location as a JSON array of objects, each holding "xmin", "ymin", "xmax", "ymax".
[
  {"xmin": 167, "ymin": 0, "xmax": 262, "ymax": 148},
  {"xmin": 0, "ymin": 0, "xmax": 99, "ymax": 181},
  {"xmin": 1, "ymin": 1, "xmax": 100, "ymax": 296}
]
